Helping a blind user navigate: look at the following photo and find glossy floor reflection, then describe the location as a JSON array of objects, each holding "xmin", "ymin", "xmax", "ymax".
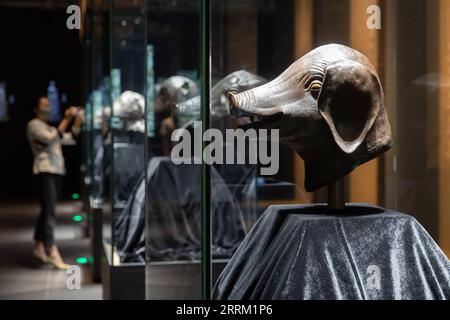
[{"xmin": 0, "ymin": 197, "xmax": 101, "ymax": 299}]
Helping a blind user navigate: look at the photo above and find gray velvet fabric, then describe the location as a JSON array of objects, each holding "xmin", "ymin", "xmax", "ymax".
[
  {"xmin": 115, "ymin": 157, "xmax": 249, "ymax": 262},
  {"xmin": 213, "ymin": 204, "xmax": 450, "ymax": 300},
  {"xmin": 146, "ymin": 157, "xmax": 247, "ymax": 261}
]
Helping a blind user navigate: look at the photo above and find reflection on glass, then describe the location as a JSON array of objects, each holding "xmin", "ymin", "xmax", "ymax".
[
  {"xmin": 143, "ymin": 0, "xmax": 203, "ymax": 300},
  {"xmin": 147, "ymin": 45, "xmax": 156, "ymax": 138},
  {"xmin": 47, "ymin": 80, "xmax": 61, "ymax": 123},
  {"xmin": 102, "ymin": 0, "xmax": 146, "ymax": 269},
  {"xmin": 0, "ymin": 83, "xmax": 8, "ymax": 122}
]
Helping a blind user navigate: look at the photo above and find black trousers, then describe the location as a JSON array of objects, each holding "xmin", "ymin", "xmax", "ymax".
[{"xmin": 34, "ymin": 173, "xmax": 62, "ymax": 247}]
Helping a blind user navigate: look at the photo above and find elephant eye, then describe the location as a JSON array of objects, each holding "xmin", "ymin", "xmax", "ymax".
[
  {"xmin": 307, "ymin": 80, "xmax": 322, "ymax": 99},
  {"xmin": 310, "ymin": 81, "xmax": 322, "ymax": 91},
  {"xmin": 304, "ymin": 75, "xmax": 323, "ymax": 89}
]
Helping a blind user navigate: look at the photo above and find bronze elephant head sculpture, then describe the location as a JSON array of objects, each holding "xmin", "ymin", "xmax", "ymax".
[
  {"xmin": 228, "ymin": 44, "xmax": 392, "ymax": 192},
  {"xmin": 177, "ymin": 70, "xmax": 266, "ymax": 120}
]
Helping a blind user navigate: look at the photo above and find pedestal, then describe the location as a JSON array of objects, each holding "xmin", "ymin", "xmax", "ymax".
[{"xmin": 213, "ymin": 204, "xmax": 450, "ymax": 300}]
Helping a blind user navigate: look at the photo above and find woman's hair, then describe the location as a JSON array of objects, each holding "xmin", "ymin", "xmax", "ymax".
[{"xmin": 35, "ymin": 96, "xmax": 47, "ymax": 109}]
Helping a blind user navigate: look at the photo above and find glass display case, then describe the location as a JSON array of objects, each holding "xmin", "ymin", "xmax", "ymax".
[
  {"xmin": 142, "ymin": 0, "xmax": 202, "ymax": 300},
  {"xmin": 80, "ymin": 0, "xmax": 93, "ymax": 227},
  {"xmin": 143, "ymin": 0, "xmax": 309, "ymax": 300},
  {"xmin": 98, "ymin": 0, "xmax": 147, "ymax": 300},
  {"xmin": 80, "ymin": 0, "xmax": 111, "ymax": 283},
  {"xmin": 206, "ymin": 0, "xmax": 450, "ymax": 300},
  {"xmin": 206, "ymin": 0, "xmax": 311, "ymax": 299},
  {"xmin": 80, "ymin": 0, "xmax": 450, "ymax": 300}
]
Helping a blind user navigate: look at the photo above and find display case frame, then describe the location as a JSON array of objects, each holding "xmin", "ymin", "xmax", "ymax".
[{"xmin": 99, "ymin": 0, "xmax": 147, "ymax": 300}]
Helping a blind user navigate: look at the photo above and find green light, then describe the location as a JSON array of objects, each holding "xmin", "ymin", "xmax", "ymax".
[
  {"xmin": 76, "ymin": 257, "xmax": 88, "ymax": 264},
  {"xmin": 72, "ymin": 215, "xmax": 83, "ymax": 222},
  {"xmin": 71, "ymin": 193, "xmax": 80, "ymax": 200}
]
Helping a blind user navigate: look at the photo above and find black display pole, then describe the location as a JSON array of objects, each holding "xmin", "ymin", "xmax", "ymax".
[
  {"xmin": 327, "ymin": 178, "xmax": 345, "ymax": 210},
  {"xmin": 200, "ymin": 0, "xmax": 212, "ymax": 300}
]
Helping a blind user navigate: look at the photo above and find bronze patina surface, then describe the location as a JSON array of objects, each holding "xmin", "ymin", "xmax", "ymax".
[{"xmin": 228, "ymin": 44, "xmax": 392, "ymax": 192}]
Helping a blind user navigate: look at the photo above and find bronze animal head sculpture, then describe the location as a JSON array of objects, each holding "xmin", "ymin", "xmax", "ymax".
[
  {"xmin": 228, "ymin": 44, "xmax": 392, "ymax": 192},
  {"xmin": 155, "ymin": 75, "xmax": 199, "ymax": 119},
  {"xmin": 177, "ymin": 70, "xmax": 266, "ymax": 120}
]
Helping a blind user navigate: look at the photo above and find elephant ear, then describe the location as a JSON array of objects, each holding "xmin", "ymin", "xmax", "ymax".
[{"xmin": 318, "ymin": 59, "xmax": 382, "ymax": 154}]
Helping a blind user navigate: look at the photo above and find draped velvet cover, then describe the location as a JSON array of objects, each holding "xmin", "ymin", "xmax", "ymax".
[
  {"xmin": 113, "ymin": 143, "xmax": 145, "ymax": 204},
  {"xmin": 115, "ymin": 157, "xmax": 248, "ymax": 262},
  {"xmin": 213, "ymin": 204, "xmax": 450, "ymax": 300}
]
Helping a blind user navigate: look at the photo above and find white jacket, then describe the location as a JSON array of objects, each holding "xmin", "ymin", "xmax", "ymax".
[{"xmin": 27, "ymin": 118, "xmax": 77, "ymax": 175}]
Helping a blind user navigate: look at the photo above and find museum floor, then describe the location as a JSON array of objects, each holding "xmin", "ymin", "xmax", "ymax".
[{"xmin": 0, "ymin": 197, "xmax": 101, "ymax": 299}]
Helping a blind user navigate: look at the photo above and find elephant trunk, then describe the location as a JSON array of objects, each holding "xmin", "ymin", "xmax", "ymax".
[{"xmin": 228, "ymin": 77, "xmax": 287, "ymax": 118}]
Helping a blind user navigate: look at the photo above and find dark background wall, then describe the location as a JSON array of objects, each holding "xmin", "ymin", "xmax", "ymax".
[{"xmin": 0, "ymin": 8, "xmax": 82, "ymax": 197}]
